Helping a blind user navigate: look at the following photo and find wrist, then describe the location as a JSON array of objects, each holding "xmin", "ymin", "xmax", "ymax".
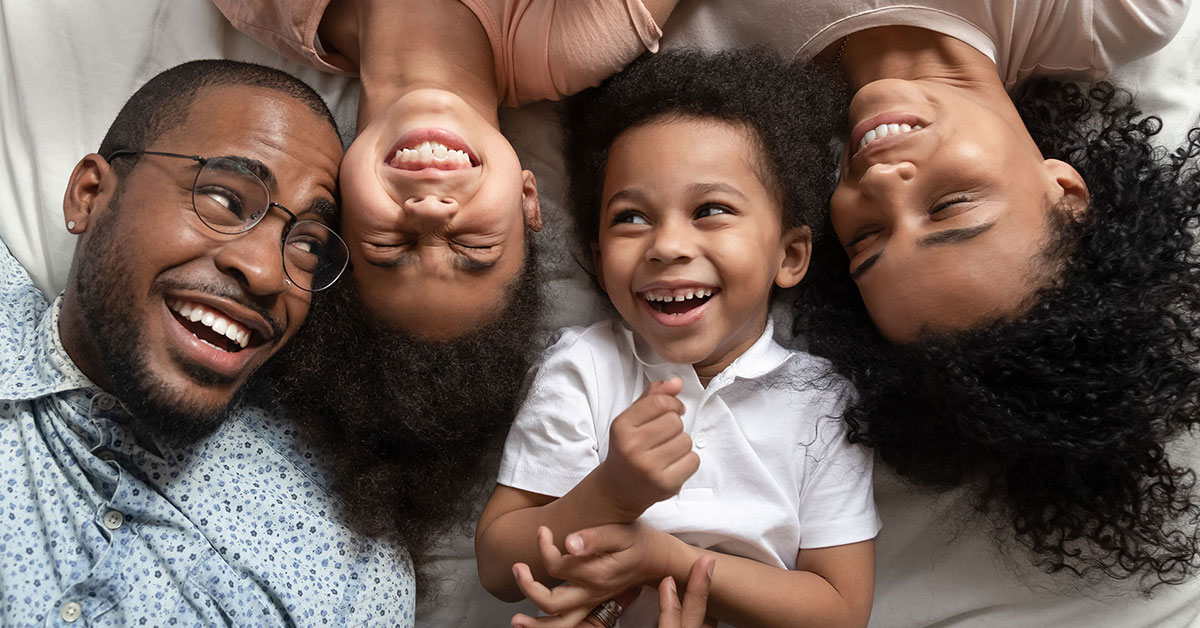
[
  {"xmin": 650, "ymin": 530, "xmax": 701, "ymax": 586},
  {"xmin": 588, "ymin": 464, "xmax": 648, "ymax": 522}
]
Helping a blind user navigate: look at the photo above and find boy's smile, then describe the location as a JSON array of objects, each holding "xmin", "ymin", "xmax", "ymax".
[{"xmin": 595, "ymin": 117, "xmax": 810, "ymax": 381}]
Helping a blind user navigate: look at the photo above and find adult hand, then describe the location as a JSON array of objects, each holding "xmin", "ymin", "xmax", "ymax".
[
  {"xmin": 658, "ymin": 556, "xmax": 717, "ymax": 628},
  {"xmin": 596, "ymin": 378, "xmax": 699, "ymax": 518}
]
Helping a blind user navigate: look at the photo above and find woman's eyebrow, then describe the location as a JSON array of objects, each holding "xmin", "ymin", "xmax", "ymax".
[
  {"xmin": 917, "ymin": 221, "xmax": 996, "ymax": 247},
  {"xmin": 850, "ymin": 251, "xmax": 882, "ymax": 279}
]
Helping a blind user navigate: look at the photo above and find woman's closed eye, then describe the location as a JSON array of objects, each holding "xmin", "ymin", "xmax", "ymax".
[{"xmin": 929, "ymin": 195, "xmax": 973, "ymax": 219}]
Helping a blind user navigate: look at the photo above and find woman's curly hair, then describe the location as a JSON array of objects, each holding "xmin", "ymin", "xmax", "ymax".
[
  {"xmin": 564, "ymin": 49, "xmax": 846, "ymax": 259},
  {"xmin": 262, "ymin": 247, "xmax": 542, "ymax": 594},
  {"xmin": 799, "ymin": 79, "xmax": 1200, "ymax": 589}
]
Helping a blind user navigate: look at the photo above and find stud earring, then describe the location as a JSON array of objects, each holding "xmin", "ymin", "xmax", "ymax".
[{"xmin": 67, "ymin": 220, "xmax": 77, "ymax": 232}]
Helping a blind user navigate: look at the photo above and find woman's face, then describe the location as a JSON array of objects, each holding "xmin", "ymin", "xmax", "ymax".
[
  {"xmin": 339, "ymin": 89, "xmax": 541, "ymax": 339},
  {"xmin": 830, "ymin": 78, "xmax": 1087, "ymax": 342}
]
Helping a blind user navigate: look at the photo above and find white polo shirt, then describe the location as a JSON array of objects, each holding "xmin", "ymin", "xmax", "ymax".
[{"xmin": 499, "ymin": 318, "xmax": 880, "ymax": 571}]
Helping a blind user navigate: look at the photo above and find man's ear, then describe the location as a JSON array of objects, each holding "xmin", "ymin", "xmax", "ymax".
[
  {"xmin": 521, "ymin": 169, "xmax": 542, "ymax": 232},
  {"xmin": 591, "ymin": 241, "xmax": 606, "ymax": 294},
  {"xmin": 1044, "ymin": 158, "xmax": 1089, "ymax": 218},
  {"xmin": 774, "ymin": 225, "xmax": 812, "ymax": 289},
  {"xmin": 63, "ymin": 154, "xmax": 116, "ymax": 234}
]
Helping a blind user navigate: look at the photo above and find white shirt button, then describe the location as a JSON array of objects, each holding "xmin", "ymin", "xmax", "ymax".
[
  {"xmin": 95, "ymin": 394, "xmax": 116, "ymax": 411},
  {"xmin": 102, "ymin": 510, "xmax": 125, "ymax": 530},
  {"xmin": 693, "ymin": 430, "xmax": 708, "ymax": 449},
  {"xmin": 60, "ymin": 601, "xmax": 82, "ymax": 623}
]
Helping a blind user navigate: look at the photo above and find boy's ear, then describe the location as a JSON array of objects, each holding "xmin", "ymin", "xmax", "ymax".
[
  {"xmin": 591, "ymin": 242, "xmax": 607, "ymax": 293},
  {"xmin": 1043, "ymin": 158, "xmax": 1089, "ymax": 219},
  {"xmin": 63, "ymin": 154, "xmax": 115, "ymax": 234},
  {"xmin": 774, "ymin": 225, "xmax": 812, "ymax": 289},
  {"xmin": 521, "ymin": 170, "xmax": 543, "ymax": 232}
]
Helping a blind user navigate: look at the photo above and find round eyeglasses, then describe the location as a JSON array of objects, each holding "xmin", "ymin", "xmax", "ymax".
[{"xmin": 105, "ymin": 149, "xmax": 349, "ymax": 292}]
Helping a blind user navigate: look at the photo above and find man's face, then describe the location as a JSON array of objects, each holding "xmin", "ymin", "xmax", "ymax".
[
  {"xmin": 66, "ymin": 85, "xmax": 342, "ymax": 445},
  {"xmin": 829, "ymin": 78, "xmax": 1085, "ymax": 342}
]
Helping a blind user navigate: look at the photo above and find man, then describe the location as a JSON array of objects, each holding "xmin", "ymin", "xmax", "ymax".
[{"xmin": 0, "ymin": 60, "xmax": 413, "ymax": 625}]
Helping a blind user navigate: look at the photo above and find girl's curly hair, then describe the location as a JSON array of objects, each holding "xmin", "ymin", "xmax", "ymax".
[{"xmin": 798, "ymin": 79, "xmax": 1200, "ymax": 590}]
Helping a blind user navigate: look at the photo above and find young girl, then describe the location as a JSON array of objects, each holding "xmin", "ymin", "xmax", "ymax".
[{"xmin": 476, "ymin": 50, "xmax": 880, "ymax": 628}]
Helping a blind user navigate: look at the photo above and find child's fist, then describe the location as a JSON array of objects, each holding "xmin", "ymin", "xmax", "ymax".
[{"xmin": 598, "ymin": 378, "xmax": 700, "ymax": 518}]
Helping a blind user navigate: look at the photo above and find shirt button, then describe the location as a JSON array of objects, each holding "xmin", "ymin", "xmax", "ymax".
[
  {"xmin": 96, "ymin": 449, "xmax": 117, "ymax": 463},
  {"xmin": 694, "ymin": 430, "xmax": 708, "ymax": 449},
  {"xmin": 60, "ymin": 601, "xmax": 82, "ymax": 623},
  {"xmin": 95, "ymin": 394, "xmax": 116, "ymax": 411},
  {"xmin": 103, "ymin": 510, "xmax": 125, "ymax": 530}
]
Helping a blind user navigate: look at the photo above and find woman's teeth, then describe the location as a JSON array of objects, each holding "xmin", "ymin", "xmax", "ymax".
[
  {"xmin": 168, "ymin": 298, "xmax": 251, "ymax": 349},
  {"xmin": 391, "ymin": 141, "xmax": 473, "ymax": 169},
  {"xmin": 858, "ymin": 123, "xmax": 922, "ymax": 152}
]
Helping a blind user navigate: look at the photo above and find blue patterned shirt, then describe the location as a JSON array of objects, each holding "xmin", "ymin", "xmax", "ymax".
[{"xmin": 0, "ymin": 240, "xmax": 415, "ymax": 626}]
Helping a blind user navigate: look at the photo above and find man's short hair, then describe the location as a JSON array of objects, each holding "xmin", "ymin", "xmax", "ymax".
[{"xmin": 97, "ymin": 59, "xmax": 337, "ymax": 173}]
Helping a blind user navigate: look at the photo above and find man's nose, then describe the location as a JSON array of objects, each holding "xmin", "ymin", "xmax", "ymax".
[
  {"xmin": 403, "ymin": 195, "xmax": 459, "ymax": 228},
  {"xmin": 213, "ymin": 217, "xmax": 291, "ymax": 297}
]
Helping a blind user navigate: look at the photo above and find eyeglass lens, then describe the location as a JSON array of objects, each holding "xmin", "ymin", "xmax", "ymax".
[{"xmin": 192, "ymin": 157, "xmax": 347, "ymax": 291}]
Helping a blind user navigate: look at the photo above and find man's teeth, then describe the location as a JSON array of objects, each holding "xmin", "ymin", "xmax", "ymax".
[
  {"xmin": 392, "ymin": 141, "xmax": 472, "ymax": 168},
  {"xmin": 858, "ymin": 123, "xmax": 922, "ymax": 152},
  {"xmin": 642, "ymin": 288, "xmax": 714, "ymax": 303},
  {"xmin": 168, "ymin": 298, "xmax": 251, "ymax": 348}
]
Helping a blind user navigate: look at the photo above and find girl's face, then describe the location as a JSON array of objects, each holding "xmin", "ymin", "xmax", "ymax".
[
  {"xmin": 339, "ymin": 89, "xmax": 542, "ymax": 339},
  {"xmin": 595, "ymin": 117, "xmax": 810, "ymax": 380}
]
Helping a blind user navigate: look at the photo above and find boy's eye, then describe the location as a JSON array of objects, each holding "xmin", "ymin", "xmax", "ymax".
[
  {"xmin": 611, "ymin": 210, "xmax": 649, "ymax": 225},
  {"xmin": 695, "ymin": 203, "xmax": 732, "ymax": 219}
]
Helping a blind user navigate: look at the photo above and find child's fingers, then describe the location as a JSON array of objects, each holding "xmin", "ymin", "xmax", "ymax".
[
  {"xmin": 662, "ymin": 449, "xmax": 702, "ymax": 486},
  {"xmin": 513, "ymin": 561, "xmax": 592, "ymax": 617},
  {"xmin": 681, "ymin": 556, "xmax": 715, "ymax": 628}
]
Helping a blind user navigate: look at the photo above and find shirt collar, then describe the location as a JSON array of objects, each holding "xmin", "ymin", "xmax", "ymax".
[
  {"xmin": 0, "ymin": 294, "xmax": 97, "ymax": 400},
  {"xmin": 622, "ymin": 318, "xmax": 794, "ymax": 385}
]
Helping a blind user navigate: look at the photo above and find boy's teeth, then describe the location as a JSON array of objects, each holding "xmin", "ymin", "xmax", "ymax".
[
  {"xmin": 643, "ymin": 288, "xmax": 714, "ymax": 302},
  {"xmin": 168, "ymin": 298, "xmax": 253, "ymax": 349}
]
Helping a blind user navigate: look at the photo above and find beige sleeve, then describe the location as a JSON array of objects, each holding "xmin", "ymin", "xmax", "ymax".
[
  {"xmin": 498, "ymin": 0, "xmax": 663, "ymax": 106},
  {"xmin": 210, "ymin": 0, "xmax": 353, "ymax": 74}
]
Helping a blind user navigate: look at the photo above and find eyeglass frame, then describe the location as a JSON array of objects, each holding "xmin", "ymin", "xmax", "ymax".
[{"xmin": 104, "ymin": 148, "xmax": 349, "ymax": 292}]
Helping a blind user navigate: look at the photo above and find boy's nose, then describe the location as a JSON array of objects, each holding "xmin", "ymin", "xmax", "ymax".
[{"xmin": 646, "ymin": 224, "xmax": 695, "ymax": 264}]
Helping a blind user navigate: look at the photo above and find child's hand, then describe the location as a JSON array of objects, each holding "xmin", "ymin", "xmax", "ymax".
[
  {"xmin": 510, "ymin": 523, "xmax": 681, "ymax": 627},
  {"xmin": 597, "ymin": 378, "xmax": 699, "ymax": 518}
]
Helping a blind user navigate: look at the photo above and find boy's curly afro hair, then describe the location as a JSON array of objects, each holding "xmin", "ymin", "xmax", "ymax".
[
  {"xmin": 564, "ymin": 48, "xmax": 848, "ymax": 261},
  {"xmin": 799, "ymin": 79, "xmax": 1200, "ymax": 590}
]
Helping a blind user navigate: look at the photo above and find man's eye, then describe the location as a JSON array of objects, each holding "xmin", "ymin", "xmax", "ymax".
[
  {"xmin": 197, "ymin": 187, "xmax": 246, "ymax": 217},
  {"xmin": 612, "ymin": 210, "xmax": 649, "ymax": 225},
  {"xmin": 694, "ymin": 203, "xmax": 732, "ymax": 219}
]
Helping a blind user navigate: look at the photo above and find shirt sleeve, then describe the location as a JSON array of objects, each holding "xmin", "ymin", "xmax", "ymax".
[
  {"xmin": 500, "ymin": 0, "xmax": 663, "ymax": 105},
  {"xmin": 797, "ymin": 409, "xmax": 881, "ymax": 549},
  {"xmin": 0, "ymin": 238, "xmax": 47, "ymax": 358},
  {"xmin": 497, "ymin": 328, "xmax": 605, "ymax": 497},
  {"xmin": 1090, "ymin": 0, "xmax": 1191, "ymax": 78}
]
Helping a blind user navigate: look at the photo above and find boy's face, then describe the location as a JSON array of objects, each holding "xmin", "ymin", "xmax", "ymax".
[{"xmin": 595, "ymin": 118, "xmax": 810, "ymax": 380}]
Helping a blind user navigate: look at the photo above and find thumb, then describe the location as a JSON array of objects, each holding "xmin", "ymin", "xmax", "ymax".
[
  {"xmin": 565, "ymin": 524, "xmax": 635, "ymax": 557},
  {"xmin": 642, "ymin": 377, "xmax": 683, "ymax": 399}
]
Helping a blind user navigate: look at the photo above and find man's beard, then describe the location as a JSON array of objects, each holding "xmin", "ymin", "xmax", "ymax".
[{"xmin": 73, "ymin": 190, "xmax": 245, "ymax": 449}]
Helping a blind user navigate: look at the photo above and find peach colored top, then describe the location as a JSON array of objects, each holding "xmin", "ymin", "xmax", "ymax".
[{"xmin": 212, "ymin": 0, "xmax": 663, "ymax": 107}]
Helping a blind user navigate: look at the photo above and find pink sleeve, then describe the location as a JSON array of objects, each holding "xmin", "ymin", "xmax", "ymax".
[
  {"xmin": 477, "ymin": 0, "xmax": 663, "ymax": 107},
  {"xmin": 210, "ymin": 0, "xmax": 354, "ymax": 74}
]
